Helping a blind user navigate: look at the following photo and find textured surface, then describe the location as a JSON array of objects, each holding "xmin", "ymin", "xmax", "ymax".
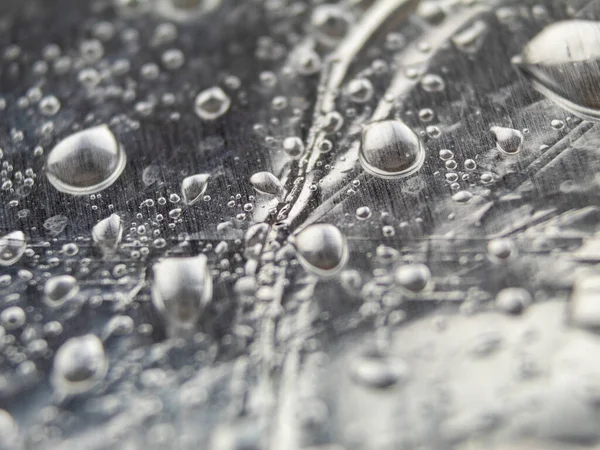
[{"xmin": 2, "ymin": 0, "xmax": 600, "ymax": 449}]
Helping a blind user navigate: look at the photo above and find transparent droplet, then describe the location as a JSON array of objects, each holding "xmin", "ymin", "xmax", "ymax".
[
  {"xmin": 513, "ymin": 21, "xmax": 600, "ymax": 120},
  {"xmin": 152, "ymin": 254, "xmax": 212, "ymax": 330},
  {"xmin": 452, "ymin": 190, "xmax": 473, "ymax": 203},
  {"xmin": 181, "ymin": 174, "xmax": 210, "ymax": 205},
  {"xmin": 488, "ymin": 238, "xmax": 513, "ymax": 260},
  {"xmin": 356, "ymin": 206, "xmax": 372, "ymax": 221},
  {"xmin": 311, "ymin": 4, "xmax": 351, "ymax": 47},
  {"xmin": 194, "ymin": 87, "xmax": 231, "ymax": 121},
  {"xmin": 491, "ymin": 126, "xmax": 523, "ymax": 154},
  {"xmin": 283, "ymin": 136, "xmax": 305, "ymax": 159},
  {"xmin": 394, "ymin": 263, "xmax": 431, "ymax": 292},
  {"xmin": 0, "ymin": 231, "xmax": 26, "ymax": 266},
  {"xmin": 293, "ymin": 224, "xmax": 348, "ymax": 277},
  {"xmin": 495, "ymin": 287, "xmax": 532, "ymax": 315},
  {"xmin": 249, "ymin": 172, "xmax": 285, "ymax": 199},
  {"xmin": 93, "ymin": 214, "xmax": 123, "ymax": 253},
  {"xmin": 421, "ymin": 73, "xmax": 445, "ymax": 92},
  {"xmin": 350, "ymin": 349, "xmax": 409, "ymax": 389},
  {"xmin": 45, "ymin": 125, "xmax": 126, "ymax": 195},
  {"xmin": 346, "ymin": 78, "xmax": 374, "ymax": 103},
  {"xmin": 0, "ymin": 306, "xmax": 25, "ymax": 330},
  {"xmin": 52, "ymin": 334, "xmax": 107, "ymax": 395},
  {"xmin": 44, "ymin": 275, "xmax": 79, "ymax": 307},
  {"xmin": 359, "ymin": 120, "xmax": 425, "ymax": 179}
]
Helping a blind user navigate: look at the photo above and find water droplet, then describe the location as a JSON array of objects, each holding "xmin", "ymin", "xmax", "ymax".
[
  {"xmin": 488, "ymin": 238, "xmax": 513, "ymax": 260},
  {"xmin": 356, "ymin": 206, "xmax": 372, "ymax": 220},
  {"xmin": 491, "ymin": 126, "xmax": 523, "ymax": 154},
  {"xmin": 421, "ymin": 73, "xmax": 445, "ymax": 92},
  {"xmin": 181, "ymin": 174, "xmax": 210, "ymax": 205},
  {"xmin": 0, "ymin": 306, "xmax": 25, "ymax": 330},
  {"xmin": 394, "ymin": 263, "xmax": 431, "ymax": 292},
  {"xmin": 283, "ymin": 136, "xmax": 304, "ymax": 159},
  {"xmin": 513, "ymin": 21, "xmax": 600, "ymax": 120},
  {"xmin": 44, "ymin": 275, "xmax": 79, "ymax": 307},
  {"xmin": 359, "ymin": 120, "xmax": 425, "ymax": 179},
  {"xmin": 350, "ymin": 349, "xmax": 409, "ymax": 389},
  {"xmin": 495, "ymin": 287, "xmax": 531, "ymax": 315},
  {"xmin": 249, "ymin": 172, "xmax": 285, "ymax": 199},
  {"xmin": 293, "ymin": 224, "xmax": 348, "ymax": 276},
  {"xmin": 152, "ymin": 255, "xmax": 212, "ymax": 330},
  {"xmin": 346, "ymin": 78, "xmax": 374, "ymax": 103},
  {"xmin": 194, "ymin": 87, "xmax": 231, "ymax": 120},
  {"xmin": 52, "ymin": 334, "xmax": 107, "ymax": 395},
  {"xmin": 0, "ymin": 231, "xmax": 26, "ymax": 266},
  {"xmin": 452, "ymin": 190, "xmax": 473, "ymax": 203},
  {"xmin": 93, "ymin": 214, "xmax": 123, "ymax": 253},
  {"xmin": 45, "ymin": 125, "xmax": 126, "ymax": 195},
  {"xmin": 311, "ymin": 4, "xmax": 351, "ymax": 47}
]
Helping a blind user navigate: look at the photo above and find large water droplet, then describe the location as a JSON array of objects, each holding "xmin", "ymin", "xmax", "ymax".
[
  {"xmin": 293, "ymin": 224, "xmax": 348, "ymax": 276},
  {"xmin": 181, "ymin": 174, "xmax": 210, "ymax": 205},
  {"xmin": 152, "ymin": 254, "xmax": 213, "ymax": 330},
  {"xmin": 45, "ymin": 125, "xmax": 126, "ymax": 195},
  {"xmin": 249, "ymin": 172, "xmax": 285, "ymax": 199},
  {"xmin": 194, "ymin": 87, "xmax": 231, "ymax": 120},
  {"xmin": 0, "ymin": 231, "xmax": 26, "ymax": 266},
  {"xmin": 513, "ymin": 21, "xmax": 600, "ymax": 120},
  {"xmin": 92, "ymin": 214, "xmax": 123, "ymax": 253},
  {"xmin": 52, "ymin": 334, "xmax": 107, "ymax": 395},
  {"xmin": 44, "ymin": 275, "xmax": 79, "ymax": 307},
  {"xmin": 490, "ymin": 126, "xmax": 523, "ymax": 154},
  {"xmin": 359, "ymin": 120, "xmax": 425, "ymax": 179}
]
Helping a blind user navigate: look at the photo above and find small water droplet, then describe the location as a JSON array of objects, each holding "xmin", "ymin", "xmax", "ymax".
[
  {"xmin": 93, "ymin": 214, "xmax": 123, "ymax": 253},
  {"xmin": 249, "ymin": 172, "xmax": 285, "ymax": 199},
  {"xmin": 293, "ymin": 224, "xmax": 348, "ymax": 277},
  {"xmin": 52, "ymin": 334, "xmax": 107, "ymax": 395},
  {"xmin": 394, "ymin": 263, "xmax": 431, "ymax": 292},
  {"xmin": 44, "ymin": 275, "xmax": 79, "ymax": 307},
  {"xmin": 181, "ymin": 174, "xmax": 210, "ymax": 205},
  {"xmin": 350, "ymin": 349, "xmax": 409, "ymax": 389},
  {"xmin": 491, "ymin": 126, "xmax": 523, "ymax": 154},
  {"xmin": 194, "ymin": 87, "xmax": 231, "ymax": 120},
  {"xmin": 359, "ymin": 120, "xmax": 425, "ymax": 179},
  {"xmin": 45, "ymin": 125, "xmax": 126, "ymax": 195},
  {"xmin": 452, "ymin": 190, "xmax": 473, "ymax": 203},
  {"xmin": 283, "ymin": 136, "xmax": 305, "ymax": 159},
  {"xmin": 495, "ymin": 287, "xmax": 531, "ymax": 315},
  {"xmin": 0, "ymin": 231, "xmax": 26, "ymax": 266},
  {"xmin": 152, "ymin": 254, "xmax": 213, "ymax": 331}
]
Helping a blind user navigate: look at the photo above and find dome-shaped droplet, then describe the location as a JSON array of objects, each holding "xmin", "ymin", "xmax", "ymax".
[
  {"xmin": 283, "ymin": 136, "xmax": 305, "ymax": 159},
  {"xmin": 0, "ymin": 231, "xmax": 26, "ymax": 266},
  {"xmin": 359, "ymin": 120, "xmax": 425, "ymax": 179},
  {"xmin": 194, "ymin": 87, "xmax": 231, "ymax": 120},
  {"xmin": 394, "ymin": 263, "xmax": 431, "ymax": 292},
  {"xmin": 152, "ymin": 254, "xmax": 212, "ymax": 330},
  {"xmin": 311, "ymin": 4, "xmax": 352, "ymax": 47},
  {"xmin": 52, "ymin": 334, "xmax": 107, "ymax": 395},
  {"xmin": 92, "ymin": 214, "xmax": 123, "ymax": 253},
  {"xmin": 45, "ymin": 125, "xmax": 126, "ymax": 195},
  {"xmin": 44, "ymin": 275, "xmax": 79, "ymax": 307},
  {"xmin": 349, "ymin": 349, "xmax": 409, "ymax": 389},
  {"xmin": 293, "ymin": 224, "xmax": 348, "ymax": 276},
  {"xmin": 249, "ymin": 171, "xmax": 285, "ymax": 199},
  {"xmin": 495, "ymin": 287, "xmax": 532, "ymax": 315},
  {"xmin": 513, "ymin": 21, "xmax": 600, "ymax": 120},
  {"xmin": 491, "ymin": 126, "xmax": 523, "ymax": 154},
  {"xmin": 181, "ymin": 173, "xmax": 210, "ymax": 205}
]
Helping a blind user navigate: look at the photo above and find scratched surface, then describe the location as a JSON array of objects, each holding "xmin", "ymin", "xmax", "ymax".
[{"xmin": 1, "ymin": 0, "xmax": 600, "ymax": 449}]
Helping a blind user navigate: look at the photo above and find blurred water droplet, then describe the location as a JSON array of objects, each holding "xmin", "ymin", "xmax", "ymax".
[
  {"xmin": 45, "ymin": 125, "xmax": 126, "ymax": 195},
  {"xmin": 488, "ymin": 238, "xmax": 514, "ymax": 260},
  {"xmin": 513, "ymin": 21, "xmax": 600, "ymax": 120},
  {"xmin": 394, "ymin": 263, "xmax": 431, "ymax": 292},
  {"xmin": 194, "ymin": 87, "xmax": 231, "ymax": 120},
  {"xmin": 359, "ymin": 120, "xmax": 425, "ymax": 179},
  {"xmin": 52, "ymin": 334, "xmax": 107, "ymax": 395},
  {"xmin": 44, "ymin": 275, "xmax": 79, "ymax": 307},
  {"xmin": 249, "ymin": 171, "xmax": 285, "ymax": 199},
  {"xmin": 182, "ymin": 174, "xmax": 210, "ymax": 205},
  {"xmin": 152, "ymin": 255, "xmax": 213, "ymax": 330},
  {"xmin": 311, "ymin": 4, "xmax": 351, "ymax": 47},
  {"xmin": 495, "ymin": 287, "xmax": 531, "ymax": 315},
  {"xmin": 293, "ymin": 224, "xmax": 348, "ymax": 276},
  {"xmin": 0, "ymin": 231, "xmax": 26, "ymax": 266},
  {"xmin": 93, "ymin": 214, "xmax": 123, "ymax": 253},
  {"xmin": 350, "ymin": 349, "xmax": 409, "ymax": 389},
  {"xmin": 452, "ymin": 190, "xmax": 473, "ymax": 203},
  {"xmin": 283, "ymin": 136, "xmax": 305, "ymax": 159}
]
